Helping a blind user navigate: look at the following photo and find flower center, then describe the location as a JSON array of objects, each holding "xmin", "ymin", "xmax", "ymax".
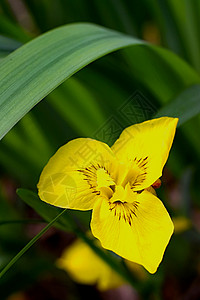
[
  {"xmin": 78, "ymin": 163, "xmax": 141, "ymax": 224},
  {"xmin": 78, "ymin": 157, "xmax": 148, "ymax": 202}
]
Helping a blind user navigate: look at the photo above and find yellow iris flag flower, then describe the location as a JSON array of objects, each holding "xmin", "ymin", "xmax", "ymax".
[
  {"xmin": 57, "ymin": 237, "xmax": 147, "ymax": 290},
  {"xmin": 57, "ymin": 239, "xmax": 124, "ymax": 291},
  {"xmin": 38, "ymin": 117, "xmax": 178, "ymax": 274}
]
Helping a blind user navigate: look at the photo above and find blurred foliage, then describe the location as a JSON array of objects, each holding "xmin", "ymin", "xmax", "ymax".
[{"xmin": 0, "ymin": 0, "xmax": 200, "ymax": 299}]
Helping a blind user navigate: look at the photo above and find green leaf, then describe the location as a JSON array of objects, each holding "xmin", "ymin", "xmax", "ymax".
[
  {"xmin": 48, "ymin": 77, "xmax": 107, "ymax": 137},
  {"xmin": 122, "ymin": 45, "xmax": 200, "ymax": 106},
  {"xmin": 155, "ymin": 84, "xmax": 200, "ymax": 125},
  {"xmin": 150, "ymin": 0, "xmax": 200, "ymax": 72},
  {"xmin": 1, "ymin": 22, "xmax": 200, "ymax": 142},
  {"xmin": 17, "ymin": 188, "xmax": 91, "ymax": 231},
  {"xmin": 0, "ymin": 23, "xmax": 142, "ymax": 140}
]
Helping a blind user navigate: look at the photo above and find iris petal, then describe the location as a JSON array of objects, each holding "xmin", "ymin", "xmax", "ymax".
[
  {"xmin": 91, "ymin": 190, "xmax": 174, "ymax": 273},
  {"xmin": 38, "ymin": 138, "xmax": 116, "ymax": 210},
  {"xmin": 111, "ymin": 117, "xmax": 178, "ymax": 190}
]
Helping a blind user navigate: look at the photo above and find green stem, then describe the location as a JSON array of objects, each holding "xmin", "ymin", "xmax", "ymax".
[{"xmin": 0, "ymin": 209, "xmax": 67, "ymax": 279}]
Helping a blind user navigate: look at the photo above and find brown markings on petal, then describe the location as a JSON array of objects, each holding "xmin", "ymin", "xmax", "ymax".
[
  {"xmin": 77, "ymin": 164, "xmax": 101, "ymax": 192},
  {"xmin": 132, "ymin": 156, "xmax": 148, "ymax": 188},
  {"xmin": 77, "ymin": 164, "xmax": 113, "ymax": 196},
  {"xmin": 108, "ymin": 200, "xmax": 139, "ymax": 226}
]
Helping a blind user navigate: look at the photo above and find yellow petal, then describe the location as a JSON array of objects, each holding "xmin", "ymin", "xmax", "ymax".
[
  {"xmin": 91, "ymin": 190, "xmax": 174, "ymax": 273},
  {"xmin": 57, "ymin": 238, "xmax": 124, "ymax": 291},
  {"xmin": 38, "ymin": 138, "xmax": 115, "ymax": 210},
  {"xmin": 111, "ymin": 117, "xmax": 178, "ymax": 190}
]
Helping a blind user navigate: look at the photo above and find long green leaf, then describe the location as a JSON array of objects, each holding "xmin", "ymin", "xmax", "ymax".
[
  {"xmin": 47, "ymin": 77, "xmax": 106, "ymax": 136},
  {"xmin": 155, "ymin": 84, "xmax": 200, "ymax": 125},
  {"xmin": 1, "ymin": 22, "xmax": 200, "ymax": 141},
  {"xmin": 0, "ymin": 23, "xmax": 142, "ymax": 140}
]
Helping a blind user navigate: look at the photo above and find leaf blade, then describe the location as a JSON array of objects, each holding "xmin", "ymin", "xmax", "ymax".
[
  {"xmin": 155, "ymin": 84, "xmax": 200, "ymax": 125},
  {"xmin": 1, "ymin": 22, "xmax": 200, "ymax": 142},
  {"xmin": 0, "ymin": 23, "xmax": 142, "ymax": 139}
]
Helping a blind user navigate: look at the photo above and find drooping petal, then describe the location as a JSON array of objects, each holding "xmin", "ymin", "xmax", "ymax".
[
  {"xmin": 111, "ymin": 117, "xmax": 178, "ymax": 190},
  {"xmin": 91, "ymin": 190, "xmax": 174, "ymax": 273},
  {"xmin": 38, "ymin": 138, "xmax": 116, "ymax": 210},
  {"xmin": 57, "ymin": 238, "xmax": 124, "ymax": 291}
]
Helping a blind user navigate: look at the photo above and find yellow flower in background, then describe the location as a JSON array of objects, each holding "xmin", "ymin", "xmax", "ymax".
[
  {"xmin": 57, "ymin": 239, "xmax": 124, "ymax": 291},
  {"xmin": 38, "ymin": 117, "xmax": 178, "ymax": 273},
  {"xmin": 172, "ymin": 216, "xmax": 191, "ymax": 234}
]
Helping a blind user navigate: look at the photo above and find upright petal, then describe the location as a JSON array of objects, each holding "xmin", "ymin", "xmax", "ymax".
[
  {"xmin": 38, "ymin": 138, "xmax": 116, "ymax": 210},
  {"xmin": 111, "ymin": 117, "xmax": 178, "ymax": 190},
  {"xmin": 91, "ymin": 190, "xmax": 174, "ymax": 273}
]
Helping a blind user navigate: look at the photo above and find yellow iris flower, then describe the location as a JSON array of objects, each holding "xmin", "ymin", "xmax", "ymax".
[
  {"xmin": 57, "ymin": 237, "xmax": 147, "ymax": 290},
  {"xmin": 57, "ymin": 238, "xmax": 124, "ymax": 291},
  {"xmin": 38, "ymin": 117, "xmax": 178, "ymax": 273}
]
